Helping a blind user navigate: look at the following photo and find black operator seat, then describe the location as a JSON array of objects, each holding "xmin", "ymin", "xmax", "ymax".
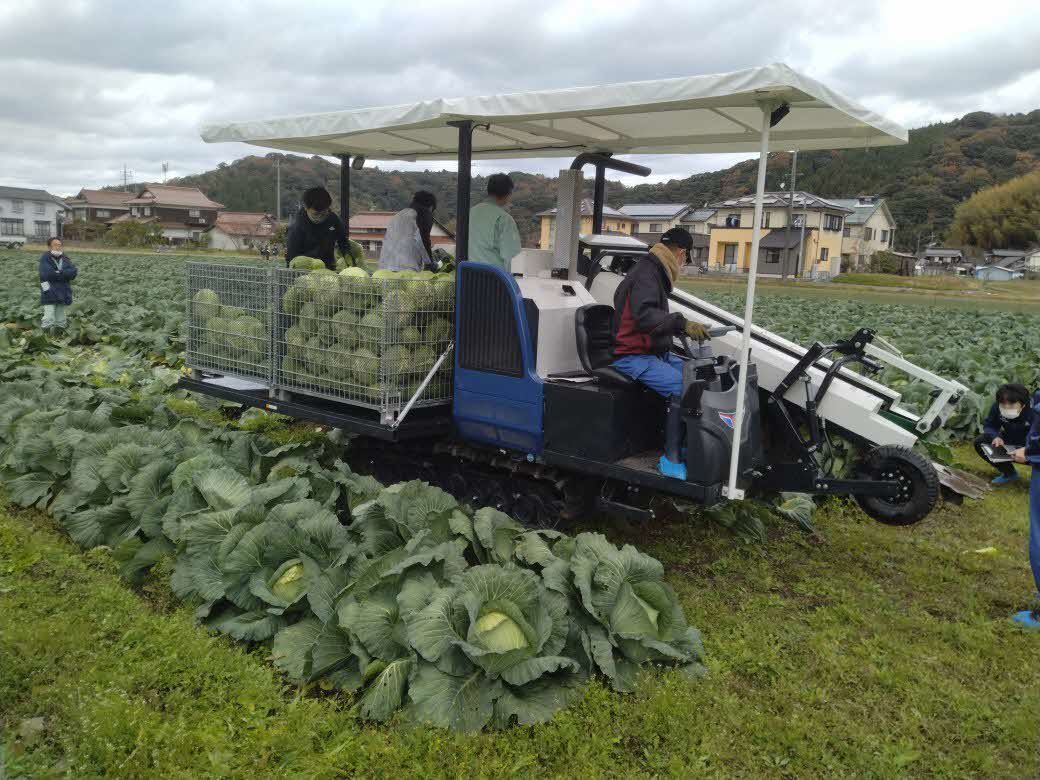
[{"xmin": 574, "ymin": 304, "xmax": 634, "ymax": 387}]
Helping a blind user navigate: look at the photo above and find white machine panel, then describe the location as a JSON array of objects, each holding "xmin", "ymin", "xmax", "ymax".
[
  {"xmin": 511, "ymin": 248, "xmax": 554, "ymax": 278},
  {"xmin": 515, "ymin": 277, "xmax": 597, "ymax": 378},
  {"xmin": 587, "ymin": 270, "xmax": 918, "ymax": 448}
]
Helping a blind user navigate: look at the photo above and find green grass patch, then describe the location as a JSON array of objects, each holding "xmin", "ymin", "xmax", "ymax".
[{"xmin": 3, "ymin": 447, "xmax": 1039, "ymax": 778}]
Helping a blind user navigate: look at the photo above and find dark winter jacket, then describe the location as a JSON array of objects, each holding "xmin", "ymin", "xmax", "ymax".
[
  {"xmin": 284, "ymin": 208, "xmax": 348, "ymax": 270},
  {"xmin": 612, "ymin": 250, "xmax": 685, "ymax": 357},
  {"xmin": 38, "ymin": 252, "xmax": 78, "ymax": 306},
  {"xmin": 1024, "ymin": 391, "xmax": 1040, "ymax": 465},
  {"xmin": 981, "ymin": 400, "xmax": 1034, "ymax": 445}
]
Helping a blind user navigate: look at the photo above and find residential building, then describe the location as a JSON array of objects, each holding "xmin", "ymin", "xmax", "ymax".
[
  {"xmin": 1025, "ymin": 247, "xmax": 1040, "ymax": 272},
  {"xmin": 206, "ymin": 211, "xmax": 278, "ymax": 251},
  {"xmin": 829, "ymin": 196, "xmax": 897, "ymax": 270},
  {"xmin": 618, "ymin": 203, "xmax": 693, "ymax": 244},
  {"xmin": 348, "ymin": 211, "xmax": 456, "ymax": 258},
  {"xmin": 110, "ymin": 184, "xmax": 225, "ymax": 243},
  {"xmin": 976, "ymin": 259, "xmax": 1025, "ymax": 281},
  {"xmin": 983, "ymin": 248, "xmax": 1026, "ymax": 266},
  {"xmin": 705, "ymin": 192, "xmax": 851, "ymax": 277},
  {"xmin": 0, "ymin": 185, "xmax": 67, "ymax": 241},
  {"xmin": 65, "ymin": 188, "xmax": 132, "ymax": 224},
  {"xmin": 680, "ymin": 207, "xmax": 717, "ymax": 236},
  {"xmin": 536, "ymin": 199, "xmax": 636, "ymax": 249},
  {"xmin": 918, "ymin": 247, "xmax": 965, "ymax": 266}
]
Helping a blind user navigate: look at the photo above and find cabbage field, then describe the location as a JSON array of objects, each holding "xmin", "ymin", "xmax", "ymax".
[{"xmin": 2, "ymin": 249, "xmax": 1038, "ymax": 774}]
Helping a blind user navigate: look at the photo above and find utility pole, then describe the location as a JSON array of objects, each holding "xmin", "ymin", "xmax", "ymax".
[
  {"xmin": 161, "ymin": 162, "xmax": 169, "ymax": 184},
  {"xmin": 276, "ymin": 158, "xmax": 281, "ymax": 219},
  {"xmin": 783, "ymin": 149, "xmax": 797, "ymax": 279}
]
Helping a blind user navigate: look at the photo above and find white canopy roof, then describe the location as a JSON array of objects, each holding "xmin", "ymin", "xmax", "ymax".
[{"xmin": 200, "ymin": 63, "xmax": 906, "ymax": 161}]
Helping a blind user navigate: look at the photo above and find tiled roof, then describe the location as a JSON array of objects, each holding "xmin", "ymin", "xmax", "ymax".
[
  {"xmin": 212, "ymin": 211, "xmax": 277, "ymax": 237},
  {"xmin": 67, "ymin": 188, "xmax": 132, "ymax": 207},
  {"xmin": 681, "ymin": 208, "xmax": 716, "ymax": 223},
  {"xmin": 827, "ymin": 197, "xmax": 884, "ymax": 225},
  {"xmin": 125, "ymin": 184, "xmax": 225, "ymax": 209},
  {"xmin": 107, "ymin": 213, "xmax": 158, "ymax": 225},
  {"xmin": 0, "ymin": 185, "xmax": 67, "ymax": 207},
  {"xmin": 710, "ymin": 191, "xmax": 852, "ymax": 213},
  {"xmin": 534, "ymin": 198, "xmax": 632, "ymax": 219},
  {"xmin": 920, "ymin": 248, "xmax": 963, "ymax": 257},
  {"xmin": 618, "ymin": 203, "xmax": 690, "ymax": 218},
  {"xmin": 348, "ymin": 210, "xmax": 455, "ymax": 238}
]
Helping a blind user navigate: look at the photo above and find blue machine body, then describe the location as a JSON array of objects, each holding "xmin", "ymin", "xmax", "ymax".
[{"xmin": 452, "ymin": 262, "xmax": 544, "ymax": 454}]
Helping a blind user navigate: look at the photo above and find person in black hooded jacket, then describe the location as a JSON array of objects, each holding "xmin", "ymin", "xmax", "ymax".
[{"xmin": 284, "ymin": 186, "xmax": 348, "ymax": 270}]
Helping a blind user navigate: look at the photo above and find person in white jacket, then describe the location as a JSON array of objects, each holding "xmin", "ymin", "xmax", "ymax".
[{"xmin": 378, "ymin": 191, "xmax": 437, "ymax": 271}]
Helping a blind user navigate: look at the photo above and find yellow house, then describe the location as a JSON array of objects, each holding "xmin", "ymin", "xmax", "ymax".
[
  {"xmin": 707, "ymin": 192, "xmax": 852, "ymax": 277},
  {"xmin": 536, "ymin": 198, "xmax": 636, "ymax": 249}
]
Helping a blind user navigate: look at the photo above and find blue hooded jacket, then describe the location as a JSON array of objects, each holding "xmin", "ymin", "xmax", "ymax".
[{"xmin": 39, "ymin": 251, "xmax": 78, "ymax": 305}]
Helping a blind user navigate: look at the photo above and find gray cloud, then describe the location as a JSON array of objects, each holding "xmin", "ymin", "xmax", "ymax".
[{"xmin": 1, "ymin": 0, "xmax": 1038, "ymax": 195}]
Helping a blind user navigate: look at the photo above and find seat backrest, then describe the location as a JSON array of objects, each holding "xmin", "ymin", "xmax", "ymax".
[{"xmin": 575, "ymin": 303, "xmax": 616, "ymax": 371}]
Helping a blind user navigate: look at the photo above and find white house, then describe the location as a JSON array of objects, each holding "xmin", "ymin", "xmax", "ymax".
[
  {"xmin": 0, "ymin": 185, "xmax": 68, "ymax": 243},
  {"xmin": 830, "ymin": 196, "xmax": 897, "ymax": 271},
  {"xmin": 618, "ymin": 203, "xmax": 693, "ymax": 244},
  {"xmin": 207, "ymin": 211, "xmax": 278, "ymax": 251},
  {"xmin": 1025, "ymin": 247, "xmax": 1040, "ymax": 272},
  {"xmin": 349, "ymin": 211, "xmax": 456, "ymax": 258},
  {"xmin": 680, "ymin": 207, "xmax": 717, "ymax": 236}
]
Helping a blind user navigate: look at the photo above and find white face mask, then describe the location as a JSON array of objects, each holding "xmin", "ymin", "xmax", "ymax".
[
  {"xmin": 1000, "ymin": 405, "xmax": 1022, "ymax": 420},
  {"xmin": 50, "ymin": 249, "xmax": 62, "ymax": 257}
]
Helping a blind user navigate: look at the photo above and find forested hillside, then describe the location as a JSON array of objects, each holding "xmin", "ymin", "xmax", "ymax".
[{"xmin": 172, "ymin": 109, "xmax": 1040, "ymax": 249}]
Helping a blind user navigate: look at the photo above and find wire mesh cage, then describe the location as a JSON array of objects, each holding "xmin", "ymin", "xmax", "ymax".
[
  {"xmin": 273, "ymin": 268, "xmax": 455, "ymax": 417},
  {"xmin": 186, "ymin": 263, "xmax": 273, "ymax": 383}
]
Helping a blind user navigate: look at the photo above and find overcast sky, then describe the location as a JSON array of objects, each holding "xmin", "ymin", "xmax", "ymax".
[{"xmin": 3, "ymin": 0, "xmax": 1039, "ymax": 196}]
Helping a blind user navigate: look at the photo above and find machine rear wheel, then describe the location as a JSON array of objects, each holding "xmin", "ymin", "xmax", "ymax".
[{"xmin": 855, "ymin": 445, "xmax": 939, "ymax": 525}]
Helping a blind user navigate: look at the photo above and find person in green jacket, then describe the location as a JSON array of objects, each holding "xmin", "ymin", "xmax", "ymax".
[{"xmin": 467, "ymin": 173, "xmax": 522, "ymax": 271}]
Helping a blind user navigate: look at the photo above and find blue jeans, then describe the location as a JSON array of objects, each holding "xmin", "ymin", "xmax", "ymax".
[
  {"xmin": 1030, "ymin": 468, "xmax": 1040, "ymax": 596},
  {"xmin": 612, "ymin": 353, "xmax": 684, "ymax": 397}
]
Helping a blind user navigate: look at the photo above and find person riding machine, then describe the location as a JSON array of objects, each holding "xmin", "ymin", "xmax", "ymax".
[{"xmin": 611, "ymin": 228, "xmax": 755, "ymax": 480}]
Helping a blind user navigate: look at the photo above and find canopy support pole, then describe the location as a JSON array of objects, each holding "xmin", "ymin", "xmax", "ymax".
[
  {"xmin": 592, "ymin": 166, "xmax": 606, "ymax": 235},
  {"xmin": 451, "ymin": 120, "xmax": 474, "ymax": 260},
  {"xmin": 338, "ymin": 154, "xmax": 350, "ymax": 232},
  {"xmin": 726, "ymin": 103, "xmax": 774, "ymax": 500}
]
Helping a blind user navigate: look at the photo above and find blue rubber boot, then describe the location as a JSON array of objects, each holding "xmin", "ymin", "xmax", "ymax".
[
  {"xmin": 659, "ymin": 394, "xmax": 687, "ymax": 480},
  {"xmin": 1011, "ymin": 610, "xmax": 1040, "ymax": 629},
  {"xmin": 992, "ymin": 472, "xmax": 1020, "ymax": 486},
  {"xmin": 659, "ymin": 455, "xmax": 688, "ymax": 480}
]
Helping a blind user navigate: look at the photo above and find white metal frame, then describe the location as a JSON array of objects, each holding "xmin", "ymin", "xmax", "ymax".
[
  {"xmin": 864, "ymin": 343, "xmax": 969, "ymax": 434},
  {"xmin": 726, "ymin": 101, "xmax": 778, "ymax": 499}
]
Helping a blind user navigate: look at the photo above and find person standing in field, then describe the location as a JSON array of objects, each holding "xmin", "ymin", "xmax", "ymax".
[
  {"xmin": 1012, "ymin": 389, "xmax": 1040, "ymax": 630},
  {"xmin": 284, "ymin": 186, "xmax": 349, "ymax": 271},
  {"xmin": 378, "ymin": 191, "xmax": 437, "ymax": 272},
  {"xmin": 39, "ymin": 237, "xmax": 78, "ymax": 335},
  {"xmin": 467, "ymin": 173, "xmax": 522, "ymax": 271}
]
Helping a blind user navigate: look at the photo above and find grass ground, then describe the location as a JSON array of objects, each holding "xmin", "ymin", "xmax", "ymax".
[{"xmin": 2, "ymin": 445, "xmax": 1038, "ymax": 779}]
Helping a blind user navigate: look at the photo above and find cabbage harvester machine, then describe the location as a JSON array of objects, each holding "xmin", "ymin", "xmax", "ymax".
[{"xmin": 185, "ymin": 64, "xmax": 982, "ymax": 527}]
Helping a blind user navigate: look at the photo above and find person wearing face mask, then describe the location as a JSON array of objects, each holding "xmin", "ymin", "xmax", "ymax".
[
  {"xmin": 39, "ymin": 236, "xmax": 78, "ymax": 335},
  {"xmin": 975, "ymin": 383, "xmax": 1034, "ymax": 485},
  {"xmin": 284, "ymin": 186, "xmax": 349, "ymax": 271},
  {"xmin": 611, "ymin": 227, "xmax": 711, "ymax": 480}
]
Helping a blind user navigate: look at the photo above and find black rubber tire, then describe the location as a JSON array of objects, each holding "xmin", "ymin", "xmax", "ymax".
[{"xmin": 854, "ymin": 445, "xmax": 940, "ymax": 526}]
